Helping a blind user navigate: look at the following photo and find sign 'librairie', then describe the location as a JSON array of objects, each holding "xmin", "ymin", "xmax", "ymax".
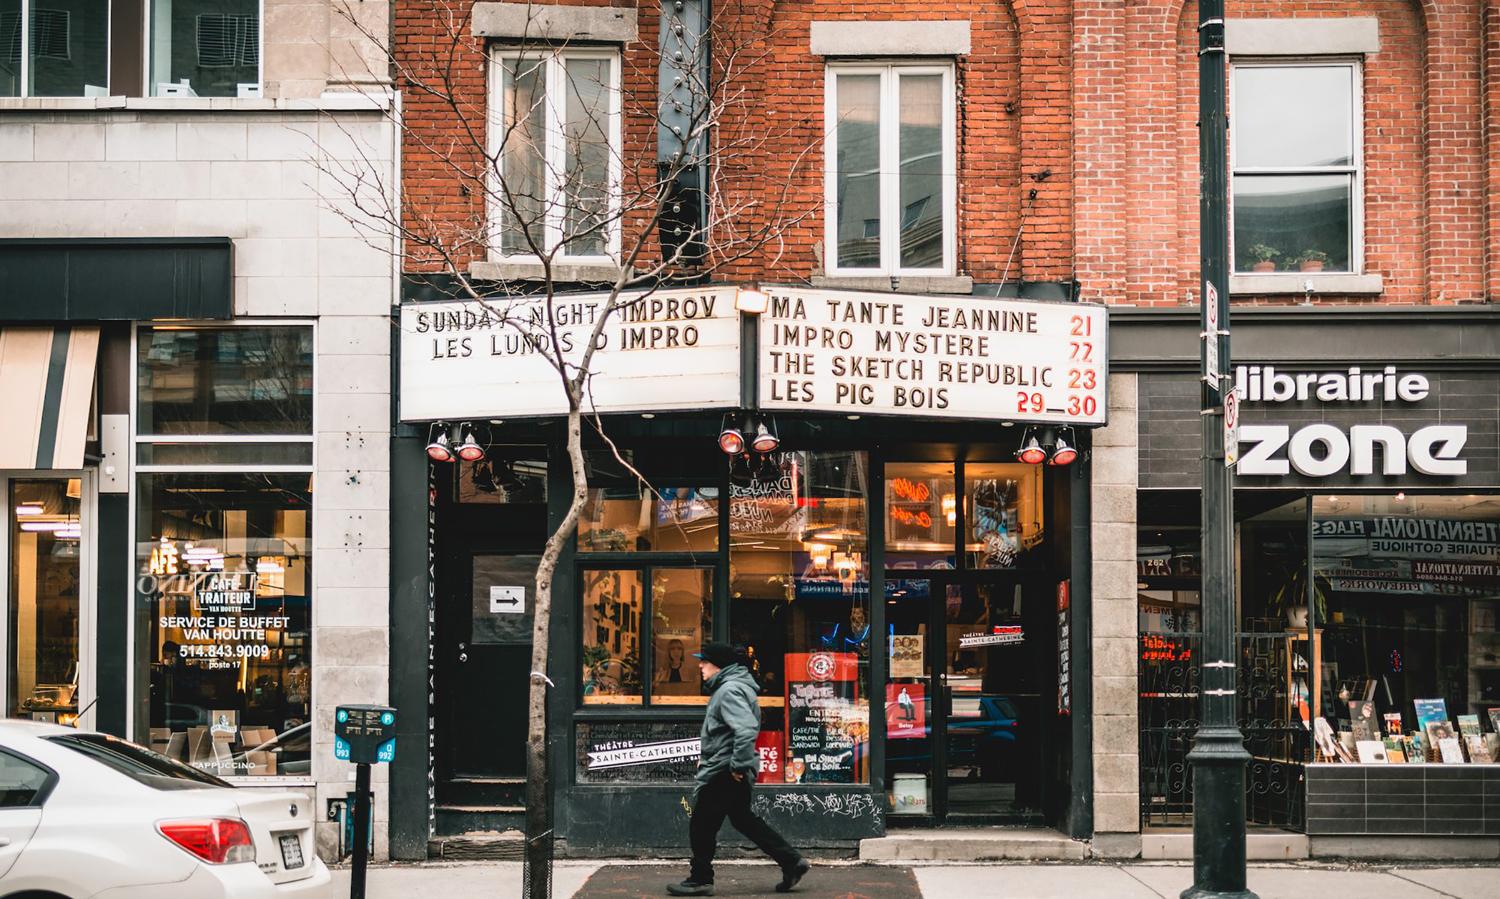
[
  {"xmin": 756, "ymin": 288, "xmax": 1108, "ymax": 425},
  {"xmin": 399, "ymin": 287, "xmax": 741, "ymax": 420}
]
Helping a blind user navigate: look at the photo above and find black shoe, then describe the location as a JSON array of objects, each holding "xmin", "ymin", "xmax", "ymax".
[
  {"xmin": 775, "ymin": 858, "xmax": 810, "ymax": 893},
  {"xmin": 667, "ymin": 880, "xmax": 715, "ymax": 896}
]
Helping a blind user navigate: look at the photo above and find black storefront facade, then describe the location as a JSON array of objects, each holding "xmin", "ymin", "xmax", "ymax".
[
  {"xmin": 388, "ymin": 284, "xmax": 1107, "ymax": 858},
  {"xmin": 1119, "ymin": 305, "xmax": 1500, "ymax": 856}
]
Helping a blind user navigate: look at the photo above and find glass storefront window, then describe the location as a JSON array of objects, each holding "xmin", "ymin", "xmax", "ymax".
[
  {"xmin": 581, "ymin": 567, "xmax": 711, "ymax": 706},
  {"xmin": 137, "ymin": 326, "xmax": 313, "ymax": 437},
  {"xmin": 578, "ymin": 486, "xmax": 718, "ymax": 553},
  {"xmin": 885, "ymin": 462, "xmax": 955, "ymax": 567},
  {"xmin": 135, "ymin": 473, "xmax": 311, "ymax": 778},
  {"xmin": 150, "ymin": 0, "xmax": 261, "ymax": 98},
  {"xmin": 731, "ymin": 451, "xmax": 870, "ymax": 784},
  {"xmin": 963, "ymin": 463, "xmax": 1042, "ymax": 570},
  {"xmin": 9, "ymin": 479, "xmax": 81, "ymax": 725}
]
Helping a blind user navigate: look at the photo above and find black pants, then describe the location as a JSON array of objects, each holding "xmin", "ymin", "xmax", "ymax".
[{"xmin": 689, "ymin": 771, "xmax": 800, "ymax": 883}]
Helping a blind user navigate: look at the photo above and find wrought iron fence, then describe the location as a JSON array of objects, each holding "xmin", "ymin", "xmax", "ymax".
[{"xmin": 1138, "ymin": 629, "xmax": 1308, "ymax": 829}]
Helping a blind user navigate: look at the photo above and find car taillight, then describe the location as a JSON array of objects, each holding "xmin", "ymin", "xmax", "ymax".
[{"xmin": 157, "ymin": 818, "xmax": 257, "ymax": 864}]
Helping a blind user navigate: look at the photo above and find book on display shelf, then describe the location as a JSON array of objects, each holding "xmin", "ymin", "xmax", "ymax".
[
  {"xmin": 1355, "ymin": 740, "xmax": 1388, "ymax": 764},
  {"xmin": 1414, "ymin": 698, "xmax": 1449, "ymax": 732},
  {"xmin": 1465, "ymin": 734, "xmax": 1495, "ymax": 764},
  {"xmin": 1487, "ymin": 707, "xmax": 1500, "ymax": 735},
  {"xmin": 1382, "ymin": 712, "xmax": 1404, "ymax": 738},
  {"xmin": 1458, "ymin": 714, "xmax": 1481, "ymax": 738},
  {"xmin": 1439, "ymin": 736, "xmax": 1466, "ymax": 764},
  {"xmin": 1349, "ymin": 701, "xmax": 1378, "ymax": 743},
  {"xmin": 1383, "ymin": 737, "xmax": 1407, "ymax": 764}
]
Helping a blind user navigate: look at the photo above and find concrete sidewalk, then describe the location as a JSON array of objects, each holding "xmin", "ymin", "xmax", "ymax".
[{"xmin": 331, "ymin": 860, "xmax": 1499, "ymax": 898}]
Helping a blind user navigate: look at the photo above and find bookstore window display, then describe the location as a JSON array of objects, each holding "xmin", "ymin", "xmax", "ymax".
[
  {"xmin": 1307, "ymin": 495, "xmax": 1500, "ymax": 767},
  {"xmin": 133, "ymin": 325, "xmax": 314, "ymax": 780}
]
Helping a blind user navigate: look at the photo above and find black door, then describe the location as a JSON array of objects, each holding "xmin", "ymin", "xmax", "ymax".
[{"xmin": 884, "ymin": 570, "xmax": 1054, "ymax": 823}]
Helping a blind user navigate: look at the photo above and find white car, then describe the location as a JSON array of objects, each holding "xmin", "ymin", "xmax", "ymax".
[{"xmin": 0, "ymin": 720, "xmax": 331, "ymax": 898}]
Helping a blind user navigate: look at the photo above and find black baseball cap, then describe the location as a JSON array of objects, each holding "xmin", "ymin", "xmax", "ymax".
[{"xmin": 693, "ymin": 642, "xmax": 740, "ymax": 668}]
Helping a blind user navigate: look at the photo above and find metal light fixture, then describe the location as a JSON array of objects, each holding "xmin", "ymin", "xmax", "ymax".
[
  {"xmin": 750, "ymin": 419, "xmax": 780, "ymax": 453},
  {"xmin": 456, "ymin": 424, "xmax": 486, "ymax": 463},
  {"xmin": 1016, "ymin": 433, "xmax": 1047, "ymax": 465},
  {"xmin": 1050, "ymin": 432, "xmax": 1078, "ymax": 466},
  {"xmin": 426, "ymin": 424, "xmax": 454, "ymax": 463},
  {"xmin": 735, "ymin": 285, "xmax": 769, "ymax": 314},
  {"xmin": 718, "ymin": 425, "xmax": 746, "ymax": 455}
]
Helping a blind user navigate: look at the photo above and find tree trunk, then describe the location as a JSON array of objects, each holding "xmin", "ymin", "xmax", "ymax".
[{"xmin": 525, "ymin": 405, "xmax": 588, "ymax": 899}]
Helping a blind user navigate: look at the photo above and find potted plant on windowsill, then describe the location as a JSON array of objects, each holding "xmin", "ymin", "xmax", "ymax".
[
  {"xmin": 1246, "ymin": 244, "xmax": 1280, "ymax": 273},
  {"xmin": 1294, "ymin": 249, "xmax": 1330, "ymax": 273},
  {"xmin": 1268, "ymin": 561, "xmax": 1330, "ymax": 630}
]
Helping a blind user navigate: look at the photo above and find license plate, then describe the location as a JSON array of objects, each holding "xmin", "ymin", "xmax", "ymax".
[{"xmin": 279, "ymin": 833, "xmax": 304, "ymax": 869}]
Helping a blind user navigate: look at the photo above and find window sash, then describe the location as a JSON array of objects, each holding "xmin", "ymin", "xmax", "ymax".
[
  {"xmin": 578, "ymin": 564, "xmax": 715, "ymax": 707},
  {"xmin": 490, "ymin": 48, "xmax": 621, "ymax": 263},
  {"xmin": 3, "ymin": 0, "xmax": 111, "ymax": 98},
  {"xmin": 1229, "ymin": 59, "xmax": 1363, "ymax": 275},
  {"xmin": 824, "ymin": 63, "xmax": 956, "ymax": 277}
]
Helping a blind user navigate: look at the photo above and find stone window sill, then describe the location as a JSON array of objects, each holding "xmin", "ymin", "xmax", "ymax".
[
  {"xmin": 470, "ymin": 260, "xmax": 630, "ymax": 284},
  {"xmin": 0, "ymin": 94, "xmax": 392, "ymax": 113},
  {"xmin": 1228, "ymin": 273, "xmax": 1383, "ymax": 296},
  {"xmin": 809, "ymin": 274, "xmax": 974, "ymax": 295}
]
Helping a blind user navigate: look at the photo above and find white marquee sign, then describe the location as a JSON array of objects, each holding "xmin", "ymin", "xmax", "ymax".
[
  {"xmin": 756, "ymin": 288, "xmax": 1108, "ymax": 425},
  {"xmin": 399, "ymin": 287, "xmax": 741, "ymax": 421}
]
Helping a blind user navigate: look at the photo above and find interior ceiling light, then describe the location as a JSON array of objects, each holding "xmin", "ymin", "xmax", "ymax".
[
  {"xmin": 1016, "ymin": 435, "xmax": 1047, "ymax": 465},
  {"xmin": 426, "ymin": 425, "xmax": 454, "ymax": 463},
  {"xmin": 750, "ymin": 420, "xmax": 779, "ymax": 453},
  {"xmin": 456, "ymin": 425, "xmax": 486, "ymax": 463}
]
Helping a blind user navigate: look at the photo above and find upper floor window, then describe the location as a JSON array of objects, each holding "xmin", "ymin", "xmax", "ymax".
[
  {"xmin": 0, "ymin": 0, "xmax": 108, "ymax": 97},
  {"xmin": 825, "ymin": 63, "xmax": 955, "ymax": 277},
  {"xmin": 489, "ymin": 48, "xmax": 620, "ymax": 262},
  {"xmin": 150, "ymin": 0, "xmax": 262, "ymax": 97},
  {"xmin": 1231, "ymin": 61, "xmax": 1360, "ymax": 275},
  {"xmin": 0, "ymin": 0, "xmax": 261, "ymax": 98}
]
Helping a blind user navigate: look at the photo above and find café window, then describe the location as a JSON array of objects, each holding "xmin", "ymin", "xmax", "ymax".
[
  {"xmin": 0, "ymin": 0, "xmax": 108, "ymax": 97},
  {"xmin": 489, "ymin": 48, "xmax": 620, "ymax": 261},
  {"xmin": 8, "ymin": 479, "xmax": 83, "ymax": 726},
  {"xmin": 1231, "ymin": 61, "xmax": 1360, "ymax": 274},
  {"xmin": 825, "ymin": 64, "xmax": 955, "ymax": 276},
  {"xmin": 580, "ymin": 566, "xmax": 712, "ymax": 706},
  {"xmin": 133, "ymin": 324, "xmax": 313, "ymax": 780},
  {"xmin": 730, "ymin": 451, "xmax": 871, "ymax": 784}
]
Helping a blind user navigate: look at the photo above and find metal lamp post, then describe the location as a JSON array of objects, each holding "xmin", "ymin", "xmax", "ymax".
[{"xmin": 1183, "ymin": 2, "xmax": 1257, "ymax": 898}]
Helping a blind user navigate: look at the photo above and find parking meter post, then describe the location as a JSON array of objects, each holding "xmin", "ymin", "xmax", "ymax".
[{"xmin": 350, "ymin": 762, "xmax": 372, "ymax": 899}]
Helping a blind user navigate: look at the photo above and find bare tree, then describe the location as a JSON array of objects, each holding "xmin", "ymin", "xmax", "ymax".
[{"xmin": 319, "ymin": 2, "xmax": 816, "ymax": 893}]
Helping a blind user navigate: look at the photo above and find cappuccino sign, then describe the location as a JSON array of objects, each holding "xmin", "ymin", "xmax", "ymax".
[{"xmin": 1235, "ymin": 365, "xmax": 1467, "ymax": 478}]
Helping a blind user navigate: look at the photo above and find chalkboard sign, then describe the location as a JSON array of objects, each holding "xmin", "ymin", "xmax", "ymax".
[{"xmin": 783, "ymin": 652, "xmax": 864, "ymax": 784}]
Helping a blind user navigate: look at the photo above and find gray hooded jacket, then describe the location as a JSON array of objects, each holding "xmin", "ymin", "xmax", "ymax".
[{"xmin": 694, "ymin": 663, "xmax": 761, "ymax": 797}]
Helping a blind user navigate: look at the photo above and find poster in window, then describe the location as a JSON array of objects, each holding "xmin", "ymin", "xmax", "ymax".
[
  {"xmin": 783, "ymin": 652, "xmax": 863, "ymax": 783},
  {"xmin": 889, "ymin": 634, "xmax": 924, "ymax": 679},
  {"xmin": 885, "ymin": 683, "xmax": 926, "ymax": 739}
]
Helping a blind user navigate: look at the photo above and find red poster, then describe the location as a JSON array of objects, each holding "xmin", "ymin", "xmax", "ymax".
[
  {"xmin": 755, "ymin": 731, "xmax": 782, "ymax": 784},
  {"xmin": 885, "ymin": 683, "xmax": 926, "ymax": 739},
  {"xmin": 783, "ymin": 652, "xmax": 862, "ymax": 783}
]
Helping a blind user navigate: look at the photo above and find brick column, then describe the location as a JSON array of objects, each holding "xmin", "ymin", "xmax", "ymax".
[{"xmin": 1090, "ymin": 372, "xmax": 1141, "ymax": 857}]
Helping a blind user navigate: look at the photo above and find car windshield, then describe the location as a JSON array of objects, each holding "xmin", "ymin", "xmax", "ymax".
[{"xmin": 45, "ymin": 733, "xmax": 231, "ymax": 791}]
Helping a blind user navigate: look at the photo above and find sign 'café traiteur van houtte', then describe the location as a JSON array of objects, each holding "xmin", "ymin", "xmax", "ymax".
[{"xmin": 393, "ymin": 284, "xmax": 1110, "ymax": 852}]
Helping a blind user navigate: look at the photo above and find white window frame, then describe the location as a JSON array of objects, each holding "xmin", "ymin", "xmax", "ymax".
[
  {"xmin": 1229, "ymin": 57, "xmax": 1364, "ymax": 275},
  {"xmin": 3, "ymin": 0, "xmax": 112, "ymax": 98},
  {"xmin": 146, "ymin": 0, "xmax": 263, "ymax": 98},
  {"xmin": 824, "ymin": 62, "xmax": 956, "ymax": 278},
  {"xmin": 488, "ymin": 46, "xmax": 623, "ymax": 265},
  {"xmin": 126, "ymin": 320, "xmax": 316, "ymax": 787}
]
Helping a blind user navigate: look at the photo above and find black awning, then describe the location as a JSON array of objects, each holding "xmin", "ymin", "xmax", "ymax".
[{"xmin": 0, "ymin": 237, "xmax": 233, "ymax": 321}]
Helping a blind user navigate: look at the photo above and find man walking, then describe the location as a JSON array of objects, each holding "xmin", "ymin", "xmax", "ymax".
[{"xmin": 668, "ymin": 642, "xmax": 810, "ymax": 896}]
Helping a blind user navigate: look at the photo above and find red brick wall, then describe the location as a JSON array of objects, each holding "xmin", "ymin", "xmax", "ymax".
[
  {"xmin": 397, "ymin": 0, "xmax": 1078, "ymax": 283},
  {"xmin": 1075, "ymin": 0, "xmax": 1492, "ymax": 307}
]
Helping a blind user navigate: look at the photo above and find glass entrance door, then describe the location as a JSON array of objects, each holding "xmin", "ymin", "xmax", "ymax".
[{"xmin": 885, "ymin": 572, "xmax": 1049, "ymax": 822}]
